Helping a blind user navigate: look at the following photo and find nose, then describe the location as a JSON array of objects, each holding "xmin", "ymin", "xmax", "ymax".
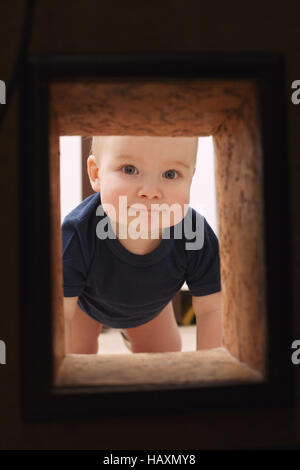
[{"xmin": 137, "ymin": 177, "xmax": 162, "ymax": 200}]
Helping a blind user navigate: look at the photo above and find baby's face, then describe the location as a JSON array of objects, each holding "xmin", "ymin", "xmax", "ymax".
[{"xmin": 88, "ymin": 136, "xmax": 197, "ymax": 237}]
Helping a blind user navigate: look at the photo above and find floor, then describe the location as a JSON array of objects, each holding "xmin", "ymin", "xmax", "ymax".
[{"xmin": 97, "ymin": 325, "xmax": 196, "ymax": 354}]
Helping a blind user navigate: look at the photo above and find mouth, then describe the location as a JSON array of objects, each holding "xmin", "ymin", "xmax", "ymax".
[
  {"xmin": 142, "ymin": 208, "xmax": 162, "ymax": 213},
  {"xmin": 128, "ymin": 206, "xmax": 164, "ymax": 213}
]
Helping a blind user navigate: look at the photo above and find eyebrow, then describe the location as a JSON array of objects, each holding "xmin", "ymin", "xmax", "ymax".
[{"xmin": 115, "ymin": 154, "xmax": 191, "ymax": 169}]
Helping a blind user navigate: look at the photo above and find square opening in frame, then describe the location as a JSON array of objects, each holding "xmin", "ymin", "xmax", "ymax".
[{"xmin": 19, "ymin": 53, "xmax": 294, "ymax": 421}]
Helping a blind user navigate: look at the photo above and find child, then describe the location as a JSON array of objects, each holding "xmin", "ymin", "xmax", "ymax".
[{"xmin": 62, "ymin": 136, "xmax": 222, "ymax": 354}]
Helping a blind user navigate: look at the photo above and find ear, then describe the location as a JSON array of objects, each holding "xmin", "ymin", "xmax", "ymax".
[{"xmin": 87, "ymin": 155, "xmax": 101, "ymax": 192}]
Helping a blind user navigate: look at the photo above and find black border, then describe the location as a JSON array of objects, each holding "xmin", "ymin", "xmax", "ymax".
[{"xmin": 19, "ymin": 52, "xmax": 295, "ymax": 421}]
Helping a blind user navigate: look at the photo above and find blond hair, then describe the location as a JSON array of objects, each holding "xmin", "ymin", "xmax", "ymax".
[
  {"xmin": 90, "ymin": 135, "xmax": 198, "ymax": 170},
  {"xmin": 90, "ymin": 136, "xmax": 103, "ymax": 166}
]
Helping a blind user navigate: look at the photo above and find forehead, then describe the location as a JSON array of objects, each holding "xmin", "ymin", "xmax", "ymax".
[{"xmin": 93, "ymin": 136, "xmax": 198, "ymax": 160}]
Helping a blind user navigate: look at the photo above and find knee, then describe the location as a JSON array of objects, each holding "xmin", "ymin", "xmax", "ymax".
[
  {"xmin": 166, "ymin": 328, "xmax": 182, "ymax": 352},
  {"xmin": 71, "ymin": 339, "xmax": 99, "ymax": 354},
  {"xmin": 171, "ymin": 334, "xmax": 182, "ymax": 352},
  {"xmin": 131, "ymin": 335, "xmax": 182, "ymax": 354}
]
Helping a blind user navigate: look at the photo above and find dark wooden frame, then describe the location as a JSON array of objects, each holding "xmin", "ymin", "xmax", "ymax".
[{"xmin": 19, "ymin": 53, "xmax": 294, "ymax": 421}]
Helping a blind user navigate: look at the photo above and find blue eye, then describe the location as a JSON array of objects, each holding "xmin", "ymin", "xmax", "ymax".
[
  {"xmin": 121, "ymin": 165, "xmax": 179, "ymax": 179},
  {"xmin": 122, "ymin": 165, "xmax": 137, "ymax": 175},
  {"xmin": 164, "ymin": 169, "xmax": 178, "ymax": 180}
]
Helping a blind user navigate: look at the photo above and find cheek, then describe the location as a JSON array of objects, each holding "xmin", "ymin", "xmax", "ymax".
[
  {"xmin": 101, "ymin": 174, "xmax": 129, "ymax": 194},
  {"xmin": 165, "ymin": 186, "xmax": 190, "ymax": 226},
  {"xmin": 100, "ymin": 178, "xmax": 133, "ymax": 222},
  {"xmin": 168, "ymin": 184, "xmax": 190, "ymax": 204},
  {"xmin": 168, "ymin": 182, "xmax": 190, "ymax": 200}
]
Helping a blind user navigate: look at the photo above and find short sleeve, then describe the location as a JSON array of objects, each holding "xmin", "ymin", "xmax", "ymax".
[
  {"xmin": 62, "ymin": 218, "xmax": 89, "ymax": 297},
  {"xmin": 185, "ymin": 216, "xmax": 221, "ymax": 296}
]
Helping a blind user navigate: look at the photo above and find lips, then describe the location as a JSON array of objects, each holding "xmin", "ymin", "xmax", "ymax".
[
  {"xmin": 128, "ymin": 206, "xmax": 163, "ymax": 212},
  {"xmin": 142, "ymin": 208, "xmax": 161, "ymax": 212}
]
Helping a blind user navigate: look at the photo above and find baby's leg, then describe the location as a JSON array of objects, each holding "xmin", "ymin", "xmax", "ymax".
[
  {"xmin": 70, "ymin": 304, "xmax": 103, "ymax": 354},
  {"xmin": 124, "ymin": 300, "xmax": 182, "ymax": 353}
]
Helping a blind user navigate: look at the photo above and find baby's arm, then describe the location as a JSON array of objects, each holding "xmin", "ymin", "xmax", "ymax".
[
  {"xmin": 192, "ymin": 292, "xmax": 223, "ymax": 350},
  {"xmin": 64, "ymin": 296, "xmax": 78, "ymax": 354}
]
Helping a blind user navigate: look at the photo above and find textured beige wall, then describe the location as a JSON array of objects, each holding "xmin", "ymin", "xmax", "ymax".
[{"xmin": 0, "ymin": 0, "xmax": 299, "ymax": 449}]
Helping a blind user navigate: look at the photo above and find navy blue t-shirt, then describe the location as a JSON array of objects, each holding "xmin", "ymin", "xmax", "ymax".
[{"xmin": 62, "ymin": 193, "xmax": 221, "ymax": 328}]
